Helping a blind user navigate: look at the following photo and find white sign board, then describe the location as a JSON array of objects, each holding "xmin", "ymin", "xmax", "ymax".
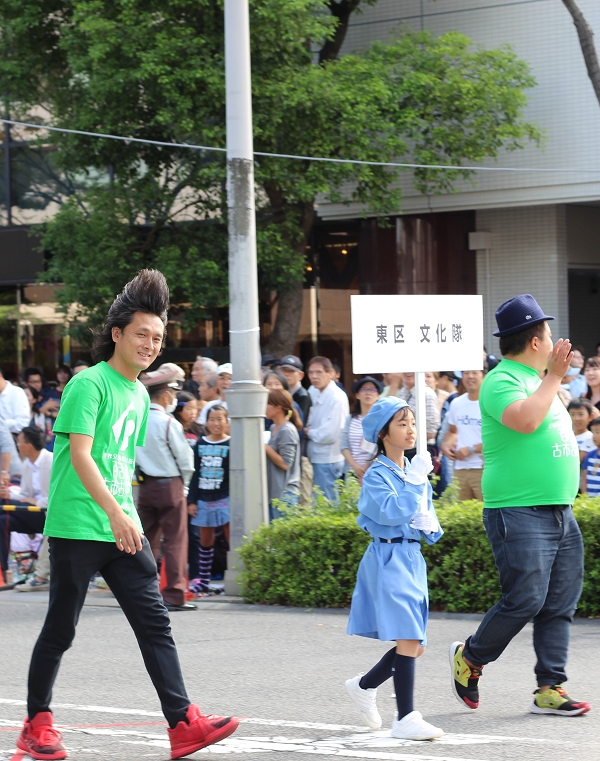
[{"xmin": 351, "ymin": 295, "xmax": 484, "ymax": 373}]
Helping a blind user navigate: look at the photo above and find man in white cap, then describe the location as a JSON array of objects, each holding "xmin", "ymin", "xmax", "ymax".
[
  {"xmin": 198, "ymin": 363, "xmax": 231, "ymax": 427},
  {"xmin": 136, "ymin": 364, "xmax": 195, "ymax": 611}
]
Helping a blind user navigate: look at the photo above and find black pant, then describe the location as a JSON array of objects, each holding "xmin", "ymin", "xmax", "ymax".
[
  {"xmin": 28, "ymin": 537, "xmax": 190, "ymax": 727},
  {"xmin": 0, "ymin": 509, "xmax": 46, "ymax": 571}
]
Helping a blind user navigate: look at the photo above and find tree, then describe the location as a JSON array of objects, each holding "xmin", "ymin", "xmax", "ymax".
[
  {"xmin": 561, "ymin": 0, "xmax": 600, "ymax": 106},
  {"xmin": 0, "ymin": 0, "xmax": 542, "ymax": 353}
]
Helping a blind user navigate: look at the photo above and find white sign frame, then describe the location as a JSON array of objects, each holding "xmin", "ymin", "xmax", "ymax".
[
  {"xmin": 351, "ymin": 295, "xmax": 484, "ymax": 455},
  {"xmin": 351, "ymin": 294, "xmax": 484, "ymax": 374}
]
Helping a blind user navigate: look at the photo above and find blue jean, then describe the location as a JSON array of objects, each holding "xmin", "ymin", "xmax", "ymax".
[
  {"xmin": 464, "ymin": 506, "xmax": 584, "ymax": 686},
  {"xmin": 312, "ymin": 461, "xmax": 345, "ymax": 502},
  {"xmin": 269, "ymin": 490, "xmax": 300, "ymax": 522}
]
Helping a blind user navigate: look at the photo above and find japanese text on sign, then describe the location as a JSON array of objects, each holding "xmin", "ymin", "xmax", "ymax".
[
  {"xmin": 375, "ymin": 323, "xmax": 463, "ymax": 345},
  {"xmin": 351, "ymin": 295, "xmax": 483, "ymax": 373}
]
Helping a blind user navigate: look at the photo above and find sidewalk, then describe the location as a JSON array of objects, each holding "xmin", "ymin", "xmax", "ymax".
[{"xmin": 0, "ymin": 585, "xmax": 250, "ymax": 609}]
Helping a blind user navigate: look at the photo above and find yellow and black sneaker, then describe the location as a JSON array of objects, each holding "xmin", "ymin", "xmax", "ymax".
[
  {"xmin": 530, "ymin": 685, "xmax": 591, "ymax": 716},
  {"xmin": 450, "ymin": 641, "xmax": 483, "ymax": 709}
]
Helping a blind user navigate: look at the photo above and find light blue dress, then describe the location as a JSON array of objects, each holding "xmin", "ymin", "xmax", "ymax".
[{"xmin": 347, "ymin": 455, "xmax": 443, "ymax": 644}]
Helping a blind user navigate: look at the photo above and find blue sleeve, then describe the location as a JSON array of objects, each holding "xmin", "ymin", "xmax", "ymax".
[
  {"xmin": 358, "ymin": 469, "xmax": 423, "ymax": 527},
  {"xmin": 358, "ymin": 464, "xmax": 444, "ymax": 542}
]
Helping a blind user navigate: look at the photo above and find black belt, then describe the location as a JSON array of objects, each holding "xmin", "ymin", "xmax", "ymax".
[{"xmin": 378, "ymin": 537, "xmax": 419, "ymax": 544}]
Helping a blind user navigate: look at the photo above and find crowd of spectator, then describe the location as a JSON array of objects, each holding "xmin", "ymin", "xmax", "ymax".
[{"xmin": 3, "ymin": 339, "xmax": 600, "ymax": 602}]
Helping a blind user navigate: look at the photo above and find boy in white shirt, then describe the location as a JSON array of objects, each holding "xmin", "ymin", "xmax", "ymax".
[
  {"xmin": 442, "ymin": 370, "xmax": 485, "ymax": 500},
  {"xmin": 567, "ymin": 398, "xmax": 596, "ymax": 464}
]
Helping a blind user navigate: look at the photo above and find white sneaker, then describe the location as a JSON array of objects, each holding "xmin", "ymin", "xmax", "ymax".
[
  {"xmin": 345, "ymin": 674, "xmax": 382, "ymax": 730},
  {"xmin": 391, "ymin": 711, "xmax": 444, "ymax": 740}
]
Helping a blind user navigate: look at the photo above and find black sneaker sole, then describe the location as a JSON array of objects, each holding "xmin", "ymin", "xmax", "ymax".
[{"xmin": 529, "ymin": 702, "xmax": 590, "ymax": 716}]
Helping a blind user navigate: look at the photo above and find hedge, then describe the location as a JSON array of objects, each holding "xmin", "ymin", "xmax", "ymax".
[{"xmin": 238, "ymin": 478, "xmax": 600, "ymax": 616}]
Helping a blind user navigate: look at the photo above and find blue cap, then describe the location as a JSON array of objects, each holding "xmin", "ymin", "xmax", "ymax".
[
  {"xmin": 493, "ymin": 294, "xmax": 554, "ymax": 338},
  {"xmin": 362, "ymin": 397, "xmax": 409, "ymax": 443}
]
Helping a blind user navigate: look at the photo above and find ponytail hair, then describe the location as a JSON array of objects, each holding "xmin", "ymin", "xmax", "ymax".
[{"xmin": 268, "ymin": 389, "xmax": 303, "ymax": 431}]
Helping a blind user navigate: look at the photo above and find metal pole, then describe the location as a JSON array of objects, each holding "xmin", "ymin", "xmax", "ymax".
[
  {"xmin": 485, "ymin": 248, "xmax": 493, "ymax": 353},
  {"xmin": 224, "ymin": 0, "xmax": 269, "ymax": 596},
  {"xmin": 414, "ymin": 371, "xmax": 427, "ymax": 456},
  {"xmin": 16, "ymin": 285, "xmax": 22, "ymax": 376},
  {"xmin": 3, "ymin": 117, "xmax": 12, "ymax": 226}
]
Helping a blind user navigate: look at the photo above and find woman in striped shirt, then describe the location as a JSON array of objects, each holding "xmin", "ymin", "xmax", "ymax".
[{"xmin": 341, "ymin": 377, "xmax": 382, "ymax": 484}]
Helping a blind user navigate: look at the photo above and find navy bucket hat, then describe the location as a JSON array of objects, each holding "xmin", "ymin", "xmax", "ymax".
[{"xmin": 493, "ymin": 294, "xmax": 554, "ymax": 338}]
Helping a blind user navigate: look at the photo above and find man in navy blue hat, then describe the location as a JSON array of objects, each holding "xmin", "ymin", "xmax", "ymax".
[{"xmin": 450, "ymin": 294, "xmax": 590, "ymax": 717}]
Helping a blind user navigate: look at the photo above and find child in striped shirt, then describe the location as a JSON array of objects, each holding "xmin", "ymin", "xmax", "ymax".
[{"xmin": 581, "ymin": 418, "xmax": 600, "ymax": 496}]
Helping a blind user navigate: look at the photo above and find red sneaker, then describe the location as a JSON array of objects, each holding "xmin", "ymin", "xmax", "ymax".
[
  {"xmin": 168, "ymin": 704, "xmax": 239, "ymax": 759},
  {"xmin": 16, "ymin": 711, "xmax": 67, "ymax": 760}
]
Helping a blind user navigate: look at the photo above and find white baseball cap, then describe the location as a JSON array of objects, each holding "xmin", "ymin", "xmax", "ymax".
[{"xmin": 217, "ymin": 363, "xmax": 233, "ymax": 375}]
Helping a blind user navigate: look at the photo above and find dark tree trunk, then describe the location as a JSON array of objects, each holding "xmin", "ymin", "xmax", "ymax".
[
  {"xmin": 264, "ymin": 2, "xmax": 362, "ymax": 354},
  {"xmin": 264, "ymin": 202, "xmax": 315, "ymax": 357},
  {"xmin": 319, "ymin": 0, "xmax": 362, "ymax": 64},
  {"xmin": 264, "ymin": 279, "xmax": 305, "ymax": 357},
  {"xmin": 562, "ymin": 0, "xmax": 600, "ymax": 106}
]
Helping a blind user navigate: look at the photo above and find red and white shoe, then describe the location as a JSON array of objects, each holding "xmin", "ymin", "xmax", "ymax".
[
  {"xmin": 168, "ymin": 703, "xmax": 239, "ymax": 759},
  {"xmin": 17, "ymin": 711, "xmax": 67, "ymax": 760}
]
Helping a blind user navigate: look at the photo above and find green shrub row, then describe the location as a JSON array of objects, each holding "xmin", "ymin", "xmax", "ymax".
[{"xmin": 238, "ymin": 478, "xmax": 600, "ymax": 616}]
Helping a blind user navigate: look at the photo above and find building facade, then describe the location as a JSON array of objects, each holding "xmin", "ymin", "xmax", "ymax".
[{"xmin": 310, "ymin": 0, "xmax": 600, "ymax": 370}]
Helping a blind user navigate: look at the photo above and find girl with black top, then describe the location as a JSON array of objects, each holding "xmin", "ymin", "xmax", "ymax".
[{"xmin": 187, "ymin": 405, "xmax": 230, "ymax": 596}]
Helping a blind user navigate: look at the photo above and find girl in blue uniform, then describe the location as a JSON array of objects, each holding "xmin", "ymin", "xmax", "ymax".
[{"xmin": 345, "ymin": 397, "xmax": 444, "ymax": 741}]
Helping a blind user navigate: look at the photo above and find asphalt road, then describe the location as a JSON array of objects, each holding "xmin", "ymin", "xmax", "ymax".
[{"xmin": 0, "ymin": 592, "xmax": 599, "ymax": 761}]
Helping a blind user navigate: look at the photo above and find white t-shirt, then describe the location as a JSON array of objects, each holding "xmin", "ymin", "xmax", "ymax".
[
  {"xmin": 446, "ymin": 394, "xmax": 483, "ymax": 470},
  {"xmin": 576, "ymin": 430, "xmax": 596, "ymax": 453}
]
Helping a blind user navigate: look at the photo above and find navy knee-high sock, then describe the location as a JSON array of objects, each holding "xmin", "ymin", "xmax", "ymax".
[
  {"xmin": 359, "ymin": 647, "xmax": 396, "ymax": 690},
  {"xmin": 392, "ymin": 654, "xmax": 415, "ymax": 720}
]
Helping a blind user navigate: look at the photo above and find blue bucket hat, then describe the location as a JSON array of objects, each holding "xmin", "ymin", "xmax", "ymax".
[
  {"xmin": 493, "ymin": 294, "xmax": 554, "ymax": 338},
  {"xmin": 362, "ymin": 397, "xmax": 410, "ymax": 444}
]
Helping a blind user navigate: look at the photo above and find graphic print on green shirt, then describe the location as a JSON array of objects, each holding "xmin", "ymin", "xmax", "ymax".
[
  {"xmin": 479, "ymin": 358, "xmax": 579, "ymax": 508},
  {"xmin": 44, "ymin": 362, "xmax": 149, "ymax": 541}
]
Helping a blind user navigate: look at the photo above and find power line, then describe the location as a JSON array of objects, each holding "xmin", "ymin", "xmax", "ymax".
[
  {"xmin": 348, "ymin": 0, "xmax": 550, "ymax": 28},
  {"xmin": 3, "ymin": 119, "xmax": 226, "ymax": 153},
  {"xmin": 4, "ymin": 118, "xmax": 600, "ymax": 175}
]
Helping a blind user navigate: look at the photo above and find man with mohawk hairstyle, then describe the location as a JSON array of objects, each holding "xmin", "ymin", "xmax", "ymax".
[{"xmin": 17, "ymin": 270, "xmax": 239, "ymax": 761}]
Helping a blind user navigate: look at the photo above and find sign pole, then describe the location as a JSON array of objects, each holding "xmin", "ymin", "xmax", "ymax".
[{"xmin": 414, "ymin": 371, "xmax": 428, "ymax": 456}]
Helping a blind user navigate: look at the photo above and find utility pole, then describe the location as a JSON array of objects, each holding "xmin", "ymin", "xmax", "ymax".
[{"xmin": 223, "ymin": 0, "xmax": 269, "ymax": 596}]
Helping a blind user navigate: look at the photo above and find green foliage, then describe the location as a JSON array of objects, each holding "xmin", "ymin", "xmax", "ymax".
[
  {"xmin": 239, "ymin": 481, "xmax": 600, "ymax": 616},
  {"xmin": 0, "ymin": 1, "xmax": 543, "ymax": 344},
  {"xmin": 573, "ymin": 497, "xmax": 600, "ymax": 618}
]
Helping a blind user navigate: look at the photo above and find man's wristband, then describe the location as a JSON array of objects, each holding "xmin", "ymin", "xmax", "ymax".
[{"xmin": 468, "ymin": 446, "xmax": 475, "ymax": 455}]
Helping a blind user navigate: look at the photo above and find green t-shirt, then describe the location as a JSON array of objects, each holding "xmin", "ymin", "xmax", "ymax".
[
  {"xmin": 44, "ymin": 361, "xmax": 149, "ymax": 541},
  {"xmin": 480, "ymin": 358, "xmax": 579, "ymax": 508}
]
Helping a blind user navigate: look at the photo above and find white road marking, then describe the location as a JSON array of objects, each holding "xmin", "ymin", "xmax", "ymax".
[
  {"xmin": 0, "ymin": 697, "xmax": 557, "ymax": 761},
  {"xmin": 0, "ymin": 700, "xmax": 368, "ymax": 732},
  {"xmin": 0, "ymin": 698, "xmax": 163, "ymax": 718}
]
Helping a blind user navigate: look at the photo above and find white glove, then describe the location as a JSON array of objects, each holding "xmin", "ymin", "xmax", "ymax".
[
  {"xmin": 404, "ymin": 452, "xmax": 433, "ymax": 485},
  {"xmin": 410, "ymin": 510, "xmax": 439, "ymax": 535}
]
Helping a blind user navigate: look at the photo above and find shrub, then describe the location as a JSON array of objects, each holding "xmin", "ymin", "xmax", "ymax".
[{"xmin": 238, "ymin": 479, "xmax": 600, "ymax": 615}]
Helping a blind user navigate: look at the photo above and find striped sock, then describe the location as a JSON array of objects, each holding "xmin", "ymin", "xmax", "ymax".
[{"xmin": 198, "ymin": 545, "xmax": 214, "ymax": 589}]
